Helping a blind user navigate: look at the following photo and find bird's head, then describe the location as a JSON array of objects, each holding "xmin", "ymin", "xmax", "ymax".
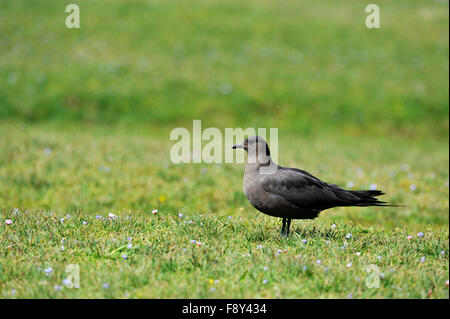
[{"xmin": 232, "ymin": 136, "xmax": 271, "ymax": 161}]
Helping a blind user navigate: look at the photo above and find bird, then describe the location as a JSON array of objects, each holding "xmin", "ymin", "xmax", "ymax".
[{"xmin": 232, "ymin": 136, "xmax": 397, "ymax": 236}]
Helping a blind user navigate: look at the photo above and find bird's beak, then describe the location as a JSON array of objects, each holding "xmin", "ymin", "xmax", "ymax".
[{"xmin": 232, "ymin": 144, "xmax": 244, "ymax": 149}]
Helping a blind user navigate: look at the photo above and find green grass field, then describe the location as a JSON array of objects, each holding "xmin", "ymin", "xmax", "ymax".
[{"xmin": 0, "ymin": 0, "xmax": 449, "ymax": 298}]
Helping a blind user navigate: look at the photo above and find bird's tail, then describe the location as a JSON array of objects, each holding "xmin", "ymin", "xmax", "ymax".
[{"xmin": 348, "ymin": 190, "xmax": 400, "ymax": 207}]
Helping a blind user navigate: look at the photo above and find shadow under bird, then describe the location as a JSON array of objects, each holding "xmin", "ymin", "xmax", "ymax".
[{"xmin": 232, "ymin": 136, "xmax": 397, "ymax": 236}]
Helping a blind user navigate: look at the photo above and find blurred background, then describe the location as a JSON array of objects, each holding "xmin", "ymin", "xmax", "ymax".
[
  {"xmin": 0, "ymin": 0, "xmax": 448, "ymax": 226},
  {"xmin": 1, "ymin": 0, "xmax": 448, "ymax": 135}
]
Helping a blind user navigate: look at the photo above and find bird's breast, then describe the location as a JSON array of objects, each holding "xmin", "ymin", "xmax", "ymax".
[
  {"xmin": 243, "ymin": 167, "xmax": 306, "ymax": 218},
  {"xmin": 243, "ymin": 171, "xmax": 270, "ymax": 211}
]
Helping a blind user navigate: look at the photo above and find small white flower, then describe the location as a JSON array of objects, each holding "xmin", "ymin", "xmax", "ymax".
[
  {"xmin": 219, "ymin": 83, "xmax": 232, "ymax": 95},
  {"xmin": 13, "ymin": 208, "xmax": 19, "ymax": 214},
  {"xmin": 417, "ymin": 232, "xmax": 424, "ymax": 238},
  {"xmin": 316, "ymin": 259, "xmax": 322, "ymax": 264},
  {"xmin": 151, "ymin": 209, "xmax": 158, "ymax": 215},
  {"xmin": 370, "ymin": 184, "xmax": 377, "ymax": 190},
  {"xmin": 257, "ymin": 245, "xmax": 263, "ymax": 250},
  {"xmin": 356, "ymin": 252, "xmax": 361, "ymax": 257},
  {"xmin": 62, "ymin": 278, "xmax": 71, "ymax": 286},
  {"xmin": 54, "ymin": 285, "xmax": 62, "ymax": 291},
  {"xmin": 345, "ymin": 233, "xmax": 352, "ymax": 239},
  {"xmin": 82, "ymin": 221, "xmax": 87, "ymax": 225},
  {"xmin": 441, "ymin": 251, "xmax": 445, "ymax": 255},
  {"xmin": 263, "ymin": 279, "xmax": 269, "ymax": 284},
  {"xmin": 99, "ymin": 166, "xmax": 111, "ymax": 172},
  {"xmin": 263, "ymin": 266, "xmax": 269, "ymax": 271},
  {"xmin": 60, "ymin": 218, "xmax": 64, "ymax": 223},
  {"xmin": 347, "ymin": 262, "xmax": 352, "ymax": 268},
  {"xmin": 122, "ymin": 254, "xmax": 128, "ymax": 259},
  {"xmin": 302, "ymin": 239, "xmax": 307, "ymax": 244},
  {"xmin": 5, "ymin": 219, "xmax": 12, "ymax": 225},
  {"xmin": 103, "ymin": 283, "xmax": 110, "ymax": 289},
  {"xmin": 377, "ymin": 255, "xmax": 382, "ymax": 260},
  {"xmin": 178, "ymin": 213, "xmax": 183, "ymax": 218},
  {"xmin": 127, "ymin": 244, "xmax": 133, "ymax": 249},
  {"xmin": 108, "ymin": 213, "xmax": 116, "ymax": 219},
  {"xmin": 44, "ymin": 267, "xmax": 53, "ymax": 274},
  {"xmin": 420, "ymin": 257, "xmax": 426, "ymax": 263},
  {"xmin": 401, "ymin": 164, "xmax": 410, "ymax": 171},
  {"xmin": 228, "ymin": 216, "xmax": 232, "ymax": 220},
  {"xmin": 191, "ymin": 240, "xmax": 197, "ymax": 244},
  {"xmin": 326, "ymin": 240, "xmax": 331, "ymax": 245},
  {"xmin": 127, "ymin": 237, "xmax": 132, "ymax": 241},
  {"xmin": 346, "ymin": 181, "xmax": 355, "ymax": 188},
  {"xmin": 407, "ymin": 235, "xmax": 413, "ymax": 240},
  {"xmin": 410, "ymin": 184, "xmax": 416, "ymax": 191},
  {"xmin": 357, "ymin": 168, "xmax": 364, "ymax": 177},
  {"xmin": 277, "ymin": 249, "xmax": 282, "ymax": 254},
  {"xmin": 331, "ymin": 224, "xmax": 336, "ymax": 229}
]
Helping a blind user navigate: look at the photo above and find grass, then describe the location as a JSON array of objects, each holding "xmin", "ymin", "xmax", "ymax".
[
  {"xmin": 0, "ymin": 0, "xmax": 448, "ymax": 298},
  {"xmin": 1, "ymin": 206, "xmax": 448, "ymax": 298},
  {"xmin": 0, "ymin": 123, "xmax": 448, "ymax": 298},
  {"xmin": 0, "ymin": 0, "xmax": 448, "ymax": 136}
]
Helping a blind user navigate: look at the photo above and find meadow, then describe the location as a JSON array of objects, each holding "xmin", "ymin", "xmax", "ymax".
[{"xmin": 0, "ymin": 0, "xmax": 449, "ymax": 298}]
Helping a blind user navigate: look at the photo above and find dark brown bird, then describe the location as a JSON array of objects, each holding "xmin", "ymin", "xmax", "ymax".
[{"xmin": 232, "ymin": 136, "xmax": 396, "ymax": 236}]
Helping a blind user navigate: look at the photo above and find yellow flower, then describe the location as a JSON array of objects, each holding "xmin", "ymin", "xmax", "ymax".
[
  {"xmin": 159, "ymin": 195, "xmax": 166, "ymax": 203},
  {"xmin": 209, "ymin": 279, "xmax": 214, "ymax": 284}
]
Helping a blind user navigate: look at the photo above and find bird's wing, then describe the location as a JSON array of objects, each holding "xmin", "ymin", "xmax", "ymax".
[{"xmin": 261, "ymin": 167, "xmax": 359, "ymax": 209}]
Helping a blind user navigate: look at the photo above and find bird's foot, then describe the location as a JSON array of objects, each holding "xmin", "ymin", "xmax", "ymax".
[{"xmin": 280, "ymin": 218, "xmax": 291, "ymax": 237}]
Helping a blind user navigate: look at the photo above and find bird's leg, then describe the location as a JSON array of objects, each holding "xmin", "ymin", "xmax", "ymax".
[
  {"xmin": 281, "ymin": 218, "xmax": 286, "ymax": 236},
  {"xmin": 286, "ymin": 218, "xmax": 292, "ymax": 236}
]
